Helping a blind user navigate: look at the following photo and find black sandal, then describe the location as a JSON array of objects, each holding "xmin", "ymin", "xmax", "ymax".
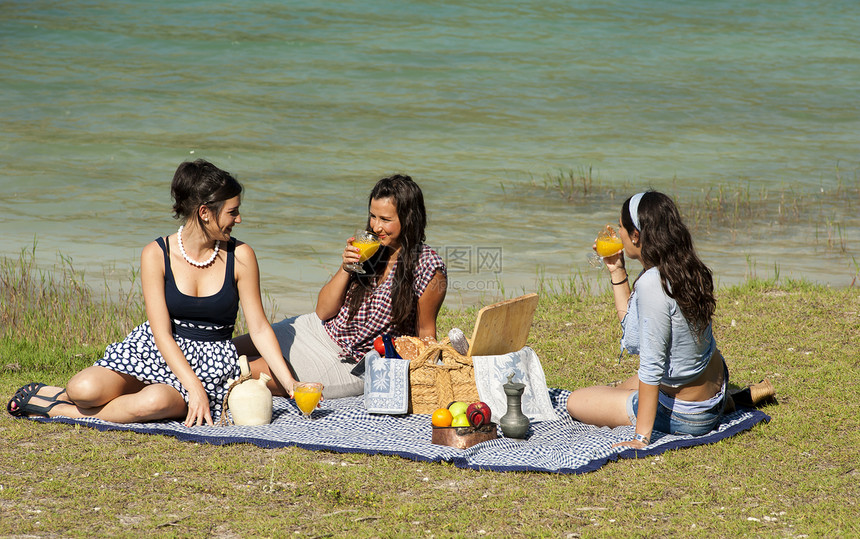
[{"xmin": 6, "ymin": 382, "xmax": 72, "ymax": 418}]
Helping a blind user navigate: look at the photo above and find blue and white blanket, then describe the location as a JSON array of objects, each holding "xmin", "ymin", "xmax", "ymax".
[{"xmin": 30, "ymin": 388, "xmax": 769, "ymax": 474}]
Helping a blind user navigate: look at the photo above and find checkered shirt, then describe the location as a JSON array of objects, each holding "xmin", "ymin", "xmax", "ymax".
[{"xmin": 323, "ymin": 244, "xmax": 446, "ymax": 363}]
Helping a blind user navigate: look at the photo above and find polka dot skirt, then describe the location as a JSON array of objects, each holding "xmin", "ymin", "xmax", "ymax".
[{"xmin": 94, "ymin": 321, "xmax": 241, "ymax": 420}]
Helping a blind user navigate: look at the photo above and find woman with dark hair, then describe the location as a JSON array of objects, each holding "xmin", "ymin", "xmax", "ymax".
[
  {"xmin": 235, "ymin": 174, "xmax": 447, "ymax": 399},
  {"xmin": 566, "ymin": 191, "xmax": 728, "ymax": 448},
  {"xmin": 7, "ymin": 160, "xmax": 297, "ymax": 426}
]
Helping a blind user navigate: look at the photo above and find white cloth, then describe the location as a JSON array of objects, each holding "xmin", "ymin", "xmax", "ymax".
[{"xmin": 471, "ymin": 346, "xmax": 558, "ymax": 423}]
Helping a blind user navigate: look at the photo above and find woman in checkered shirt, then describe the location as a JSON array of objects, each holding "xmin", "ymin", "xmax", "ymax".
[{"xmin": 235, "ymin": 174, "xmax": 447, "ymax": 399}]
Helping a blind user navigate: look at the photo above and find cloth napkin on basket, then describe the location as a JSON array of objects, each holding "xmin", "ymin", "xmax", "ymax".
[
  {"xmin": 472, "ymin": 346, "xmax": 557, "ymax": 422},
  {"xmin": 363, "ymin": 350, "xmax": 410, "ymax": 415}
]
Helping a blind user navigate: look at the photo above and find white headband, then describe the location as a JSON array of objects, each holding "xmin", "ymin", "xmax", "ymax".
[{"xmin": 629, "ymin": 192, "xmax": 645, "ymax": 231}]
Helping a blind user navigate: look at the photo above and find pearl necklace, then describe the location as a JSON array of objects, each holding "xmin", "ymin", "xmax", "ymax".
[{"xmin": 177, "ymin": 226, "xmax": 220, "ymax": 268}]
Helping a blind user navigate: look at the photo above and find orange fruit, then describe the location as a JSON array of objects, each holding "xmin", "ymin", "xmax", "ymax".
[{"xmin": 431, "ymin": 407, "xmax": 453, "ymax": 427}]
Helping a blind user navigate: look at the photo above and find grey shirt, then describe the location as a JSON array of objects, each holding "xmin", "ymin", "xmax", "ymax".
[{"xmin": 621, "ymin": 267, "xmax": 716, "ymax": 387}]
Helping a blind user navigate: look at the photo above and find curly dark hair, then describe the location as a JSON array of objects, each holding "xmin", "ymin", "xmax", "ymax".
[
  {"xmin": 621, "ymin": 191, "xmax": 715, "ymax": 334},
  {"xmin": 346, "ymin": 174, "xmax": 427, "ymax": 333}
]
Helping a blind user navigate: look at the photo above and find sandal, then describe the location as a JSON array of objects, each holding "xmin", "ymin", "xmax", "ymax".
[{"xmin": 6, "ymin": 382, "xmax": 72, "ymax": 418}]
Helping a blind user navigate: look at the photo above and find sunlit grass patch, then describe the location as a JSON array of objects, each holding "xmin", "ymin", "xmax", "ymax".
[{"xmin": 1, "ymin": 245, "xmax": 859, "ymax": 537}]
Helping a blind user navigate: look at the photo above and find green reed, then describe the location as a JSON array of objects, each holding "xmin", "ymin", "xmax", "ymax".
[
  {"xmin": 529, "ymin": 165, "xmax": 628, "ymax": 202},
  {"xmin": 0, "ymin": 243, "xmax": 145, "ymax": 352},
  {"xmin": 0, "ymin": 242, "xmax": 280, "ymax": 357},
  {"xmin": 676, "ymin": 182, "xmax": 806, "ymax": 231},
  {"xmin": 533, "ymin": 265, "xmax": 593, "ymax": 299},
  {"xmin": 850, "ymin": 256, "xmax": 859, "ymax": 287},
  {"xmin": 526, "ymin": 166, "xmax": 858, "ymax": 252}
]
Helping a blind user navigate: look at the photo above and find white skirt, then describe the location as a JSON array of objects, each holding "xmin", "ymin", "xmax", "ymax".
[{"xmin": 270, "ymin": 313, "xmax": 364, "ymax": 399}]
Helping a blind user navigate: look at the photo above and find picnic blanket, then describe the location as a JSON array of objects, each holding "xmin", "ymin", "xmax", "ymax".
[{"xmin": 28, "ymin": 388, "xmax": 769, "ymax": 474}]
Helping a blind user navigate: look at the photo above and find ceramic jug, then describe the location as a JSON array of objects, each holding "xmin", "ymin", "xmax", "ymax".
[{"xmin": 227, "ymin": 355, "xmax": 273, "ymax": 426}]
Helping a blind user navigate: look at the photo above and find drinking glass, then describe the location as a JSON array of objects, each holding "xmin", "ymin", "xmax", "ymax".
[
  {"xmin": 293, "ymin": 382, "xmax": 324, "ymax": 420},
  {"xmin": 586, "ymin": 225, "xmax": 624, "ymax": 268},
  {"xmin": 344, "ymin": 230, "xmax": 380, "ymax": 274}
]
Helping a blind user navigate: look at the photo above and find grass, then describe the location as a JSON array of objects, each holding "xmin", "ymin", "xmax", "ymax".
[
  {"xmin": 2, "ymin": 253, "xmax": 860, "ymax": 537},
  {"xmin": 0, "ymin": 243, "xmax": 145, "ymax": 352}
]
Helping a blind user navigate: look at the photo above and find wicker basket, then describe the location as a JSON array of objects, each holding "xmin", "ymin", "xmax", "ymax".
[{"xmin": 408, "ymin": 340, "xmax": 479, "ymax": 414}]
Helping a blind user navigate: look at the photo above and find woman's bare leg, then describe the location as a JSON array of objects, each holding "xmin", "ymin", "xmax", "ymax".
[
  {"xmin": 73, "ymin": 383, "xmax": 188, "ymax": 423},
  {"xmin": 247, "ymin": 356, "xmax": 294, "ymax": 397},
  {"xmin": 17, "ymin": 367, "xmax": 187, "ymax": 423},
  {"xmin": 236, "ymin": 332, "xmax": 297, "ymax": 397},
  {"xmin": 66, "ymin": 366, "xmax": 147, "ymax": 407},
  {"xmin": 566, "ymin": 374, "xmax": 638, "ymax": 428},
  {"xmin": 615, "ymin": 374, "xmax": 639, "ymax": 390}
]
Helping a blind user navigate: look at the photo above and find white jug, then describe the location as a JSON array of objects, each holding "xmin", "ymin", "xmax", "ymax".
[{"xmin": 226, "ymin": 355, "xmax": 273, "ymax": 426}]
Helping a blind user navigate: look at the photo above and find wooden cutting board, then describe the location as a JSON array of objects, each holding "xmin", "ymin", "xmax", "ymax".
[{"xmin": 467, "ymin": 293, "xmax": 539, "ymax": 356}]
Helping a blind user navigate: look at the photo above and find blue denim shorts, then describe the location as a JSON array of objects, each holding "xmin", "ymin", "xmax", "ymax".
[
  {"xmin": 626, "ymin": 360, "xmax": 729, "ymax": 436},
  {"xmin": 626, "ymin": 390, "xmax": 726, "ymax": 436}
]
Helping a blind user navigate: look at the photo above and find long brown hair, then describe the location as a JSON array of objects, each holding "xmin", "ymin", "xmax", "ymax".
[
  {"xmin": 621, "ymin": 191, "xmax": 715, "ymax": 334},
  {"xmin": 346, "ymin": 174, "xmax": 427, "ymax": 333}
]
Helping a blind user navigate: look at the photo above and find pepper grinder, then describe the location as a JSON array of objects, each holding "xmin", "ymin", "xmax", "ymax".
[{"xmin": 499, "ymin": 372, "xmax": 530, "ymax": 439}]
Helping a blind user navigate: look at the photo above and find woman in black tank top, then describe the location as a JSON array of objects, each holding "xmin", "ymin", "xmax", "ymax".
[{"xmin": 8, "ymin": 160, "xmax": 298, "ymax": 426}]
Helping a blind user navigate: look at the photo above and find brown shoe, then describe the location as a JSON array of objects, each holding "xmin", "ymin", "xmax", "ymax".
[
  {"xmin": 730, "ymin": 379, "xmax": 776, "ymax": 408},
  {"xmin": 749, "ymin": 379, "xmax": 776, "ymax": 406}
]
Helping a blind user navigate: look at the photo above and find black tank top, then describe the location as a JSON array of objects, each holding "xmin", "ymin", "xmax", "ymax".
[{"xmin": 155, "ymin": 236, "xmax": 239, "ymax": 341}]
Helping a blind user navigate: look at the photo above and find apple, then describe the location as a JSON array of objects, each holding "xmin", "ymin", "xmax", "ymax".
[
  {"xmin": 373, "ymin": 336, "xmax": 385, "ymax": 355},
  {"xmin": 451, "ymin": 413, "xmax": 470, "ymax": 427},
  {"xmin": 467, "ymin": 401, "xmax": 492, "ymax": 427},
  {"xmin": 447, "ymin": 401, "xmax": 468, "ymax": 418}
]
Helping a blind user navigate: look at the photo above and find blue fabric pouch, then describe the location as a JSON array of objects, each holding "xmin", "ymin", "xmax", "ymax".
[{"xmin": 363, "ymin": 350, "xmax": 411, "ymax": 415}]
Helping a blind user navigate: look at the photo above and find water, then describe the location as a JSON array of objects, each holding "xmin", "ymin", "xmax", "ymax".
[{"xmin": 2, "ymin": 0, "xmax": 858, "ymax": 316}]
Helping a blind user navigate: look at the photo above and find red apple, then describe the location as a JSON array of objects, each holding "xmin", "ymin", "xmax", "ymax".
[
  {"xmin": 373, "ymin": 336, "xmax": 385, "ymax": 355},
  {"xmin": 467, "ymin": 401, "xmax": 492, "ymax": 427}
]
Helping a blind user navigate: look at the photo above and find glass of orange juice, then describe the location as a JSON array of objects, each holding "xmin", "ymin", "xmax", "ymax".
[
  {"xmin": 293, "ymin": 382, "xmax": 324, "ymax": 420},
  {"xmin": 587, "ymin": 225, "xmax": 624, "ymax": 268},
  {"xmin": 345, "ymin": 230, "xmax": 380, "ymax": 274}
]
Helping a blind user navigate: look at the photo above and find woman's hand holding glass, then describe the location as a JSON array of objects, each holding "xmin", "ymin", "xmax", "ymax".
[
  {"xmin": 343, "ymin": 229, "xmax": 380, "ymax": 274},
  {"xmin": 588, "ymin": 225, "xmax": 626, "ymax": 278},
  {"xmin": 601, "ymin": 243, "xmax": 625, "ymax": 275},
  {"xmin": 587, "ymin": 225, "xmax": 624, "ymax": 270},
  {"xmin": 341, "ymin": 234, "xmax": 362, "ymax": 272}
]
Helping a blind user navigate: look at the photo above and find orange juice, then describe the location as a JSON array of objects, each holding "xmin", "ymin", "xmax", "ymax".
[
  {"xmin": 595, "ymin": 237, "xmax": 623, "ymax": 257},
  {"xmin": 294, "ymin": 383, "xmax": 323, "ymax": 417},
  {"xmin": 352, "ymin": 239, "xmax": 380, "ymax": 262}
]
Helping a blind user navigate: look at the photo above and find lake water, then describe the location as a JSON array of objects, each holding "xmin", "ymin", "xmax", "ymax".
[{"xmin": 2, "ymin": 0, "xmax": 858, "ymax": 316}]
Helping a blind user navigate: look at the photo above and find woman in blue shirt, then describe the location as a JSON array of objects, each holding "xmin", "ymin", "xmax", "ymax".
[{"xmin": 566, "ymin": 191, "xmax": 729, "ymax": 448}]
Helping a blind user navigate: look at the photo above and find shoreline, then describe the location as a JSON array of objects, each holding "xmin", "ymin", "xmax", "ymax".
[
  {"xmin": 2, "ymin": 245, "xmax": 857, "ymax": 322},
  {"xmin": 3, "ymin": 169, "xmax": 858, "ymax": 316}
]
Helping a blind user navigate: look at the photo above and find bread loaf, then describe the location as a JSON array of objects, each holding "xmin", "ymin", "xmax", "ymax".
[{"xmin": 394, "ymin": 336, "xmax": 432, "ymax": 360}]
